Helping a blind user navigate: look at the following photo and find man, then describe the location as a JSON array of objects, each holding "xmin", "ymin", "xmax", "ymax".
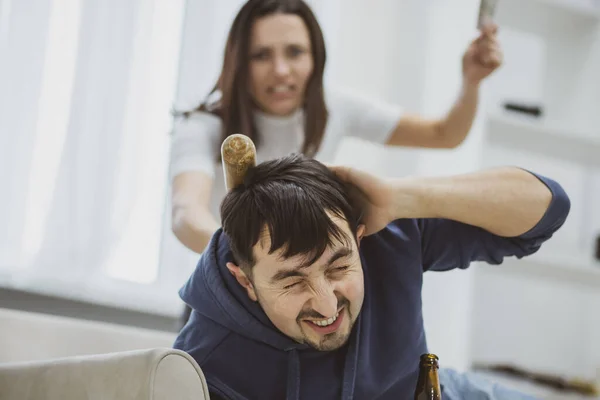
[{"xmin": 174, "ymin": 154, "xmax": 570, "ymax": 399}]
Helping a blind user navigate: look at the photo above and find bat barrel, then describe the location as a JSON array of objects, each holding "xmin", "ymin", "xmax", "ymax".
[{"xmin": 221, "ymin": 134, "xmax": 257, "ymax": 191}]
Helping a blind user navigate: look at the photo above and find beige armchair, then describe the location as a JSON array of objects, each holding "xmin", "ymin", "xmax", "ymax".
[{"xmin": 0, "ymin": 348, "xmax": 210, "ymax": 400}]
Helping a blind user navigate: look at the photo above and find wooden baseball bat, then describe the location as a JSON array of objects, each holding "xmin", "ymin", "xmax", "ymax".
[{"xmin": 221, "ymin": 134, "xmax": 257, "ymax": 191}]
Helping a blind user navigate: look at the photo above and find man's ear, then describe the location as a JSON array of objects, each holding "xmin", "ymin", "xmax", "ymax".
[
  {"xmin": 356, "ymin": 224, "xmax": 366, "ymax": 246},
  {"xmin": 226, "ymin": 262, "xmax": 258, "ymax": 302}
]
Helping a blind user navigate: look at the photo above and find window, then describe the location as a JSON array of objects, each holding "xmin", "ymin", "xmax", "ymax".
[{"xmin": 0, "ymin": 0, "xmax": 186, "ymax": 316}]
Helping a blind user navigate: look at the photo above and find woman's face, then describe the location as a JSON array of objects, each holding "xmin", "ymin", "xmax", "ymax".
[{"xmin": 248, "ymin": 13, "xmax": 314, "ymax": 117}]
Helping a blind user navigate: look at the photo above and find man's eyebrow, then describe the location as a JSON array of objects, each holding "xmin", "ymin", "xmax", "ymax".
[
  {"xmin": 270, "ymin": 269, "xmax": 307, "ymax": 284},
  {"xmin": 269, "ymin": 248, "xmax": 354, "ymax": 284},
  {"xmin": 324, "ymin": 247, "xmax": 353, "ymax": 267}
]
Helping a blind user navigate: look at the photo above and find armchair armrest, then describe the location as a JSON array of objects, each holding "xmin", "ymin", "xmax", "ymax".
[{"xmin": 0, "ymin": 348, "xmax": 209, "ymax": 400}]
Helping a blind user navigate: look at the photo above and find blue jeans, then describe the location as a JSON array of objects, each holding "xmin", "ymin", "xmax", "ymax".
[{"xmin": 439, "ymin": 368, "xmax": 540, "ymax": 400}]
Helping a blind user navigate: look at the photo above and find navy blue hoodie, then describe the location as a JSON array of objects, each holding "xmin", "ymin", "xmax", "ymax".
[{"xmin": 174, "ymin": 173, "xmax": 569, "ymax": 400}]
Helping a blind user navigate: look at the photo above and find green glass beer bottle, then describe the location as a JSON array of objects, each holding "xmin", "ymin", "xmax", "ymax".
[{"xmin": 414, "ymin": 353, "xmax": 442, "ymax": 400}]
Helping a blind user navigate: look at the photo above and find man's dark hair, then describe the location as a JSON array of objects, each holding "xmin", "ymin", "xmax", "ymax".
[{"xmin": 221, "ymin": 154, "xmax": 362, "ymax": 271}]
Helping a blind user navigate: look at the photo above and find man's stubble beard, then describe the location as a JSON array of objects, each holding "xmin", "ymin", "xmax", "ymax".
[
  {"xmin": 304, "ymin": 308, "xmax": 356, "ymax": 351},
  {"xmin": 255, "ymin": 288, "xmax": 358, "ymax": 351}
]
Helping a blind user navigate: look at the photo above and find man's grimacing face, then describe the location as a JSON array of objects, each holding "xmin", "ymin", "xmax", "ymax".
[{"xmin": 227, "ymin": 217, "xmax": 366, "ymax": 351}]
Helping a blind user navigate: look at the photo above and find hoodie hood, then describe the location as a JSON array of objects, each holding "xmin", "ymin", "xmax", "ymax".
[{"xmin": 179, "ymin": 228, "xmax": 308, "ymax": 352}]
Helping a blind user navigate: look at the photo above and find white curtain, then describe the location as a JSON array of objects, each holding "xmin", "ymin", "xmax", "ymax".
[
  {"xmin": 0, "ymin": 0, "xmax": 341, "ymax": 317},
  {"xmin": 0, "ymin": 0, "xmax": 186, "ymax": 316}
]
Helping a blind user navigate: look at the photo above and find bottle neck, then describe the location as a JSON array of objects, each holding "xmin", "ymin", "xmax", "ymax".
[{"xmin": 415, "ymin": 354, "xmax": 442, "ymax": 399}]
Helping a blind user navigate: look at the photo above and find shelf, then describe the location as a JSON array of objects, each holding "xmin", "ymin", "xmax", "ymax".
[
  {"xmin": 495, "ymin": 0, "xmax": 600, "ymax": 35},
  {"xmin": 485, "ymin": 110, "xmax": 600, "ymax": 166},
  {"xmin": 533, "ymin": 0, "xmax": 600, "ymax": 17},
  {"xmin": 479, "ymin": 250, "xmax": 600, "ymax": 288},
  {"xmin": 497, "ymin": 0, "xmax": 600, "ymax": 21}
]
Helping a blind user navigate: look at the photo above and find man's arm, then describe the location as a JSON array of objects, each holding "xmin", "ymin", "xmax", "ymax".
[
  {"xmin": 394, "ymin": 167, "xmax": 566, "ymax": 238},
  {"xmin": 331, "ymin": 163, "xmax": 569, "ymax": 270},
  {"xmin": 402, "ymin": 168, "xmax": 570, "ymax": 271},
  {"xmin": 331, "ymin": 163, "xmax": 569, "ymax": 241}
]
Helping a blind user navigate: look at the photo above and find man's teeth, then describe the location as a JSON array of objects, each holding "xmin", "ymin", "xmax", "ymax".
[{"xmin": 312, "ymin": 311, "xmax": 340, "ymax": 327}]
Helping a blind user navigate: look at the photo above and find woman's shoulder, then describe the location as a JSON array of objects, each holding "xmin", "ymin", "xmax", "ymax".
[
  {"xmin": 323, "ymin": 84, "xmax": 353, "ymax": 110},
  {"xmin": 323, "ymin": 84, "xmax": 379, "ymax": 124},
  {"xmin": 324, "ymin": 84, "xmax": 366, "ymax": 105},
  {"xmin": 324, "ymin": 84, "xmax": 393, "ymax": 114},
  {"xmin": 321, "ymin": 84, "xmax": 403, "ymax": 145},
  {"xmin": 169, "ymin": 110, "xmax": 222, "ymax": 179},
  {"xmin": 323, "ymin": 84, "xmax": 382, "ymax": 128},
  {"xmin": 324, "ymin": 83, "xmax": 403, "ymax": 121},
  {"xmin": 171, "ymin": 110, "xmax": 223, "ymax": 138}
]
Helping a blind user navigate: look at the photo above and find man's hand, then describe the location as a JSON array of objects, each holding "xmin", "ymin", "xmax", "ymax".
[
  {"xmin": 329, "ymin": 166, "xmax": 419, "ymax": 236},
  {"xmin": 462, "ymin": 21, "xmax": 503, "ymax": 85}
]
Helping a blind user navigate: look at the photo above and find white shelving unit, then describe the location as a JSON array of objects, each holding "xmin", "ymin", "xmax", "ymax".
[
  {"xmin": 495, "ymin": 0, "xmax": 600, "ymax": 32},
  {"xmin": 486, "ymin": 109, "xmax": 600, "ymax": 166},
  {"xmin": 520, "ymin": 0, "xmax": 600, "ymax": 18},
  {"xmin": 480, "ymin": 0, "xmax": 600, "ymax": 277},
  {"xmin": 471, "ymin": 0, "xmax": 600, "ymax": 380}
]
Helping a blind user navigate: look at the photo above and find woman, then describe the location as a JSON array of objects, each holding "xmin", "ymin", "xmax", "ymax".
[{"xmin": 170, "ymin": 0, "xmax": 502, "ymax": 255}]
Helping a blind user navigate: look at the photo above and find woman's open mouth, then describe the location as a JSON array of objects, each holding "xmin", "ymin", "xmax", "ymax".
[{"xmin": 267, "ymin": 84, "xmax": 296, "ymax": 100}]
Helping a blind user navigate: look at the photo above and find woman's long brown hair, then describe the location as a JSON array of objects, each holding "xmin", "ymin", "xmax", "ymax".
[{"xmin": 181, "ymin": 0, "xmax": 328, "ymax": 161}]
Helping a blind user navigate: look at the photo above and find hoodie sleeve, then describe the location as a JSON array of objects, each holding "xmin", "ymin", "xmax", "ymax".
[{"xmin": 418, "ymin": 172, "xmax": 570, "ymax": 272}]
